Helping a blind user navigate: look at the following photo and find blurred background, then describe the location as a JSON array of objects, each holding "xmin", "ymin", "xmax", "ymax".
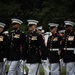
[{"xmin": 0, "ymin": 0, "xmax": 75, "ymax": 32}]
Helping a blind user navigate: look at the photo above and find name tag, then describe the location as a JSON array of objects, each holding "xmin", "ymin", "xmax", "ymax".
[
  {"xmin": 14, "ymin": 34, "xmax": 20, "ymax": 38},
  {"xmin": 31, "ymin": 36, "xmax": 37, "ymax": 40},
  {"xmin": 53, "ymin": 37, "xmax": 58, "ymax": 41},
  {"xmin": 68, "ymin": 36, "xmax": 74, "ymax": 41},
  {"xmin": 0, "ymin": 36, "xmax": 4, "ymax": 41}
]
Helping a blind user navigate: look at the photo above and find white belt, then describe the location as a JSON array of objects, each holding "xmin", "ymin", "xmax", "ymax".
[
  {"xmin": 50, "ymin": 49, "xmax": 59, "ymax": 51},
  {"xmin": 64, "ymin": 48, "xmax": 75, "ymax": 50}
]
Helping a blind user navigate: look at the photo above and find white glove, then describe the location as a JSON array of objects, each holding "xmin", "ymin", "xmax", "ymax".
[
  {"xmin": 21, "ymin": 60, "xmax": 24, "ymax": 65},
  {"xmin": 60, "ymin": 59, "xmax": 65, "ymax": 66},
  {"xmin": 3, "ymin": 58, "xmax": 7, "ymax": 62},
  {"xmin": 41, "ymin": 60, "xmax": 48, "ymax": 63},
  {"xmin": 20, "ymin": 59, "xmax": 23, "ymax": 63},
  {"xmin": 20, "ymin": 60, "xmax": 27, "ymax": 65},
  {"xmin": 24, "ymin": 60, "xmax": 27, "ymax": 63}
]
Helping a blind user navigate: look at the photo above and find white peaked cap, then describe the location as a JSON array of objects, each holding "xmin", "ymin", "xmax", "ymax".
[
  {"xmin": 45, "ymin": 32, "xmax": 50, "ymax": 35},
  {"xmin": 0, "ymin": 22, "xmax": 6, "ymax": 28},
  {"xmin": 3, "ymin": 31, "xmax": 9, "ymax": 34},
  {"xmin": 59, "ymin": 30, "xmax": 65, "ymax": 33},
  {"xmin": 48, "ymin": 23, "xmax": 59, "ymax": 28},
  {"xmin": 45, "ymin": 32, "xmax": 52, "ymax": 36},
  {"xmin": 64, "ymin": 21, "xmax": 74, "ymax": 27},
  {"xmin": 27, "ymin": 20, "xmax": 39, "ymax": 26},
  {"xmin": 11, "ymin": 18, "xmax": 23, "ymax": 25},
  {"xmin": 37, "ymin": 26, "xmax": 42, "ymax": 30}
]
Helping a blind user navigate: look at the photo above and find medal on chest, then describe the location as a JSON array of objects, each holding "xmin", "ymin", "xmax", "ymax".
[
  {"xmin": 31, "ymin": 36, "xmax": 37, "ymax": 40},
  {"xmin": 68, "ymin": 36, "xmax": 74, "ymax": 41},
  {"xmin": 0, "ymin": 36, "xmax": 4, "ymax": 41},
  {"xmin": 14, "ymin": 34, "xmax": 20, "ymax": 39},
  {"xmin": 53, "ymin": 37, "xmax": 58, "ymax": 41}
]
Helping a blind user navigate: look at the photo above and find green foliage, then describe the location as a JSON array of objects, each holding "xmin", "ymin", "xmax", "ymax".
[{"xmin": 0, "ymin": 0, "xmax": 75, "ymax": 32}]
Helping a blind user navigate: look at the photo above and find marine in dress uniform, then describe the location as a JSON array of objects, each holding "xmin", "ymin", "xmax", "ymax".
[
  {"xmin": 19, "ymin": 60, "xmax": 26, "ymax": 75},
  {"xmin": 37, "ymin": 26, "xmax": 50, "ymax": 75},
  {"xmin": 3, "ymin": 31, "xmax": 10, "ymax": 75},
  {"xmin": 58, "ymin": 30, "xmax": 65, "ymax": 37},
  {"xmin": 47, "ymin": 23, "xmax": 62, "ymax": 75},
  {"xmin": 44, "ymin": 32, "xmax": 52, "ymax": 46},
  {"xmin": 58, "ymin": 30, "xmax": 65, "ymax": 72},
  {"xmin": 62, "ymin": 21, "xmax": 75, "ymax": 75},
  {"xmin": 25, "ymin": 20, "xmax": 47, "ymax": 75},
  {"xmin": 19, "ymin": 45, "xmax": 27, "ymax": 75},
  {"xmin": 0, "ymin": 22, "xmax": 8, "ymax": 75},
  {"xmin": 7, "ymin": 18, "xmax": 26, "ymax": 75}
]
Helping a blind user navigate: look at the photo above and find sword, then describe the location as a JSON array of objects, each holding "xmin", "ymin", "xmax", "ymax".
[
  {"xmin": 3, "ymin": 59, "xmax": 7, "ymax": 75},
  {"xmin": 35, "ymin": 63, "xmax": 40, "ymax": 75}
]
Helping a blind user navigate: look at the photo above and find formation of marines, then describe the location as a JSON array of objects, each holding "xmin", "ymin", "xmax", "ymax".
[{"xmin": 0, "ymin": 18, "xmax": 75, "ymax": 75}]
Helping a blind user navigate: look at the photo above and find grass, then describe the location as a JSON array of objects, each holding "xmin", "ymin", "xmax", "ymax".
[
  {"xmin": 24, "ymin": 64, "xmax": 66, "ymax": 75},
  {"xmin": 6, "ymin": 64, "xmax": 66, "ymax": 75}
]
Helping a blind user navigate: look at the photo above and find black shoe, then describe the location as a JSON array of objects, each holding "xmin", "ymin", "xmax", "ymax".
[
  {"xmin": 49, "ymin": 72, "xmax": 51, "ymax": 75},
  {"xmin": 6, "ymin": 71, "xmax": 8, "ymax": 74}
]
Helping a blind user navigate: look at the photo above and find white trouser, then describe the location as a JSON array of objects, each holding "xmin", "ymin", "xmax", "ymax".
[
  {"xmin": 60, "ymin": 59, "xmax": 65, "ymax": 70},
  {"xmin": 26, "ymin": 64, "xmax": 30, "ymax": 69},
  {"xmin": 7, "ymin": 61, "xmax": 11, "ymax": 66},
  {"xmin": 0, "ymin": 62, "xmax": 5, "ymax": 75},
  {"xmin": 20, "ymin": 60, "xmax": 26, "ymax": 74},
  {"xmin": 26, "ymin": 64, "xmax": 40, "ymax": 75},
  {"xmin": 7, "ymin": 61, "xmax": 22, "ymax": 75},
  {"xmin": 41, "ymin": 60, "xmax": 50, "ymax": 75},
  {"xmin": 50, "ymin": 63, "xmax": 60, "ymax": 75},
  {"xmin": 66, "ymin": 62, "xmax": 75, "ymax": 75},
  {"xmin": 28, "ymin": 63, "xmax": 40, "ymax": 75}
]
